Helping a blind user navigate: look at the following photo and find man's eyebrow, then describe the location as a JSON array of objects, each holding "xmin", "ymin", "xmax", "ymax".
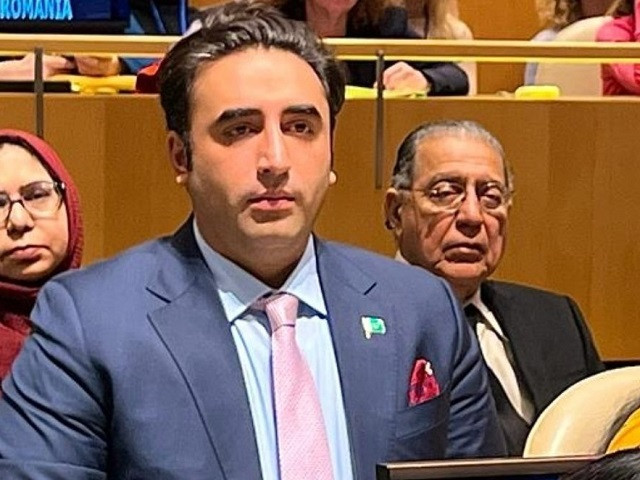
[
  {"xmin": 214, "ymin": 108, "xmax": 263, "ymax": 125},
  {"xmin": 427, "ymin": 174, "xmax": 466, "ymax": 184},
  {"xmin": 426, "ymin": 173, "xmax": 506, "ymax": 187},
  {"xmin": 282, "ymin": 105, "xmax": 322, "ymax": 118}
]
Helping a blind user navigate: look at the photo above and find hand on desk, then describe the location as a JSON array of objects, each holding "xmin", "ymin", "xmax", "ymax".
[
  {"xmin": 74, "ymin": 55, "xmax": 121, "ymax": 77},
  {"xmin": 0, "ymin": 54, "xmax": 122, "ymax": 81},
  {"xmin": 381, "ymin": 61, "xmax": 430, "ymax": 92},
  {"xmin": 0, "ymin": 53, "xmax": 74, "ymax": 80}
]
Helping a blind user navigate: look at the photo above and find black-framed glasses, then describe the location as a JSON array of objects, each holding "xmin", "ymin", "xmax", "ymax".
[
  {"xmin": 401, "ymin": 179, "xmax": 512, "ymax": 213},
  {"xmin": 0, "ymin": 181, "xmax": 65, "ymax": 229}
]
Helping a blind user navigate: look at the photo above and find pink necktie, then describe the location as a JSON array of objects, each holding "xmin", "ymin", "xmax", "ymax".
[{"xmin": 261, "ymin": 293, "xmax": 334, "ymax": 480}]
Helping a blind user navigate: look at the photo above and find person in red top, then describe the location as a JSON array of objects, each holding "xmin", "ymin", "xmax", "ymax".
[
  {"xmin": 596, "ymin": 0, "xmax": 640, "ymax": 95},
  {"xmin": 0, "ymin": 130, "xmax": 83, "ymax": 389}
]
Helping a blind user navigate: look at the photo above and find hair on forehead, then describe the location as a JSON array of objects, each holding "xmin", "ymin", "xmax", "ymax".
[
  {"xmin": 390, "ymin": 120, "xmax": 513, "ymax": 191},
  {"xmin": 158, "ymin": 0, "xmax": 346, "ymax": 166}
]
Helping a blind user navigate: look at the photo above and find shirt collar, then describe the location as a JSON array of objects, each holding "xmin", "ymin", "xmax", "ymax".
[
  {"xmin": 465, "ymin": 288, "xmax": 506, "ymax": 339},
  {"xmin": 193, "ymin": 219, "xmax": 327, "ymax": 322},
  {"xmin": 394, "ymin": 250, "xmax": 408, "ymax": 263}
]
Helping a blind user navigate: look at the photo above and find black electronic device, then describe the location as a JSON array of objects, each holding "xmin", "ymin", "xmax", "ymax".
[{"xmin": 376, "ymin": 455, "xmax": 598, "ymax": 480}]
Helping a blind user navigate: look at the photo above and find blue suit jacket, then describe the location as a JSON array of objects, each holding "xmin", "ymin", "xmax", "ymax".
[{"xmin": 0, "ymin": 222, "xmax": 504, "ymax": 479}]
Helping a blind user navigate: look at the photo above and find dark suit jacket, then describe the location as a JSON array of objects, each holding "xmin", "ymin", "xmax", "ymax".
[
  {"xmin": 0, "ymin": 223, "xmax": 504, "ymax": 479},
  {"xmin": 481, "ymin": 280, "xmax": 604, "ymax": 453}
]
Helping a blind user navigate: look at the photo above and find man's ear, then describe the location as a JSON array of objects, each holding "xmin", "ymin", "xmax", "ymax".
[
  {"xmin": 167, "ymin": 131, "xmax": 189, "ymax": 185},
  {"xmin": 384, "ymin": 188, "xmax": 405, "ymax": 234}
]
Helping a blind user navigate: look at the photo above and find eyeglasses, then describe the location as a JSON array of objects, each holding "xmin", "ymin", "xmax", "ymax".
[
  {"xmin": 0, "ymin": 181, "xmax": 65, "ymax": 229},
  {"xmin": 401, "ymin": 179, "xmax": 512, "ymax": 213}
]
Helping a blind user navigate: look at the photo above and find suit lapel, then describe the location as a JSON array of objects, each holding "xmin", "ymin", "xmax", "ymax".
[
  {"xmin": 146, "ymin": 222, "xmax": 262, "ymax": 479},
  {"xmin": 316, "ymin": 240, "xmax": 397, "ymax": 478},
  {"xmin": 481, "ymin": 281, "xmax": 550, "ymax": 413}
]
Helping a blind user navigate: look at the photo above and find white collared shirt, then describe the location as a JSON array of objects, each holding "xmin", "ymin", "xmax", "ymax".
[
  {"xmin": 193, "ymin": 221, "xmax": 353, "ymax": 480},
  {"xmin": 466, "ymin": 290, "xmax": 535, "ymax": 424}
]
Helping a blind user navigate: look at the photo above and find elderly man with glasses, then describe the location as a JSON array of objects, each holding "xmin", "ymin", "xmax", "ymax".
[{"xmin": 384, "ymin": 119, "xmax": 604, "ymax": 456}]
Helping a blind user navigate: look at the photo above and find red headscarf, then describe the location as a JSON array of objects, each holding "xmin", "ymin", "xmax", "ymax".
[{"xmin": 0, "ymin": 130, "xmax": 83, "ymax": 383}]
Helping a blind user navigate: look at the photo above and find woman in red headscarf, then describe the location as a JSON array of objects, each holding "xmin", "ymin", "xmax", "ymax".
[{"xmin": 0, "ymin": 130, "xmax": 83, "ymax": 388}]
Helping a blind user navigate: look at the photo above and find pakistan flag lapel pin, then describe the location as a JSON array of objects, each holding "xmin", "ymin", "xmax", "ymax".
[{"xmin": 361, "ymin": 315, "xmax": 386, "ymax": 339}]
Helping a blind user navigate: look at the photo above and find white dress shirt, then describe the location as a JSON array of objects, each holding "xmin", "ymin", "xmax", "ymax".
[{"xmin": 466, "ymin": 290, "xmax": 535, "ymax": 424}]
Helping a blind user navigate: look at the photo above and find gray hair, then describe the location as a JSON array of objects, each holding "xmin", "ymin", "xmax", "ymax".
[{"xmin": 390, "ymin": 120, "xmax": 514, "ymax": 191}]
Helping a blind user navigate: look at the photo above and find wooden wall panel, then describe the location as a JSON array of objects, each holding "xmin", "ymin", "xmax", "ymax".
[
  {"xmin": 189, "ymin": 0, "xmax": 227, "ymax": 8},
  {"xmin": 458, "ymin": 0, "xmax": 540, "ymax": 93},
  {"xmin": 102, "ymin": 98, "xmax": 190, "ymax": 258}
]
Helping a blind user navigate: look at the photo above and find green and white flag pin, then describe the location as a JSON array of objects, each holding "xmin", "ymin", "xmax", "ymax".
[{"xmin": 361, "ymin": 315, "xmax": 386, "ymax": 339}]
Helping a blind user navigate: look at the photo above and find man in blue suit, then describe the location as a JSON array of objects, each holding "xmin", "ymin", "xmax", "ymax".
[{"xmin": 0, "ymin": 2, "xmax": 504, "ymax": 478}]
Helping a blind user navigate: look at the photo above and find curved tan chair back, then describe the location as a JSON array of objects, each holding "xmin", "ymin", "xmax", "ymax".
[
  {"xmin": 523, "ymin": 367, "xmax": 640, "ymax": 457},
  {"xmin": 535, "ymin": 16, "xmax": 610, "ymax": 96}
]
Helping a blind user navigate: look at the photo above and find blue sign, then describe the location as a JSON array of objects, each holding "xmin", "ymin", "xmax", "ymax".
[{"xmin": 0, "ymin": 0, "xmax": 74, "ymax": 20}]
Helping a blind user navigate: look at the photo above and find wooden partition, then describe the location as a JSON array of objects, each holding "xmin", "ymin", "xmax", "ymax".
[
  {"xmin": 1, "ymin": 93, "xmax": 638, "ymax": 360},
  {"xmin": 458, "ymin": 0, "xmax": 539, "ymax": 93}
]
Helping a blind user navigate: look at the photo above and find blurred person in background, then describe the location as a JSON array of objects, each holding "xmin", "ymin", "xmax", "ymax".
[
  {"xmin": 406, "ymin": 0, "xmax": 477, "ymax": 93},
  {"xmin": 596, "ymin": 0, "xmax": 640, "ymax": 95},
  {"xmin": 268, "ymin": 0, "xmax": 470, "ymax": 95},
  {"xmin": 524, "ymin": 0, "xmax": 585, "ymax": 85},
  {"xmin": 0, "ymin": 130, "xmax": 83, "ymax": 393},
  {"xmin": 0, "ymin": 0, "xmax": 199, "ymax": 79}
]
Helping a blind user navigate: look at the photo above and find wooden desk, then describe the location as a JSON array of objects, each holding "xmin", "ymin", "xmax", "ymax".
[{"xmin": 1, "ymin": 93, "xmax": 638, "ymax": 360}]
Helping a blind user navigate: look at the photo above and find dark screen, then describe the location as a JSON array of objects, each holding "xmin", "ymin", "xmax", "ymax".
[
  {"xmin": 451, "ymin": 476, "xmax": 560, "ymax": 480},
  {"xmin": 376, "ymin": 456, "xmax": 595, "ymax": 480}
]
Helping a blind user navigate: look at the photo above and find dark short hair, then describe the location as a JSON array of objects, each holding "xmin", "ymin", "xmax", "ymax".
[
  {"xmin": 158, "ymin": 0, "xmax": 346, "ymax": 165},
  {"xmin": 390, "ymin": 119, "xmax": 513, "ymax": 192},
  {"xmin": 560, "ymin": 449, "xmax": 640, "ymax": 480}
]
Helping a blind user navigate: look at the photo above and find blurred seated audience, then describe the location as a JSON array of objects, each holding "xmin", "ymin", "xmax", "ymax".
[
  {"xmin": 0, "ymin": 130, "xmax": 83, "ymax": 392},
  {"xmin": 596, "ymin": 0, "xmax": 640, "ymax": 95},
  {"xmin": 406, "ymin": 0, "xmax": 477, "ymax": 93},
  {"xmin": 268, "ymin": 0, "xmax": 469, "ymax": 94},
  {"xmin": 120, "ymin": 0, "xmax": 201, "ymax": 75},
  {"xmin": 532, "ymin": 15, "xmax": 610, "ymax": 95},
  {"xmin": 560, "ymin": 448, "xmax": 640, "ymax": 480},
  {"xmin": 525, "ymin": 0, "xmax": 585, "ymax": 85},
  {"xmin": 405, "ymin": 0, "xmax": 472, "ymax": 39},
  {"xmin": 0, "ymin": 0, "xmax": 200, "ymax": 80},
  {"xmin": 583, "ymin": 0, "xmax": 619, "ymax": 16},
  {"xmin": 384, "ymin": 119, "xmax": 604, "ymax": 455}
]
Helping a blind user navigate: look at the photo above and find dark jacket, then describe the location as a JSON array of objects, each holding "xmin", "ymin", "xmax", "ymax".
[
  {"xmin": 0, "ymin": 224, "xmax": 504, "ymax": 479},
  {"xmin": 481, "ymin": 280, "xmax": 605, "ymax": 454}
]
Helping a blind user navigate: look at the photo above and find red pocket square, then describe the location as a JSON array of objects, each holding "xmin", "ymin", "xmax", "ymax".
[{"xmin": 408, "ymin": 358, "xmax": 441, "ymax": 406}]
